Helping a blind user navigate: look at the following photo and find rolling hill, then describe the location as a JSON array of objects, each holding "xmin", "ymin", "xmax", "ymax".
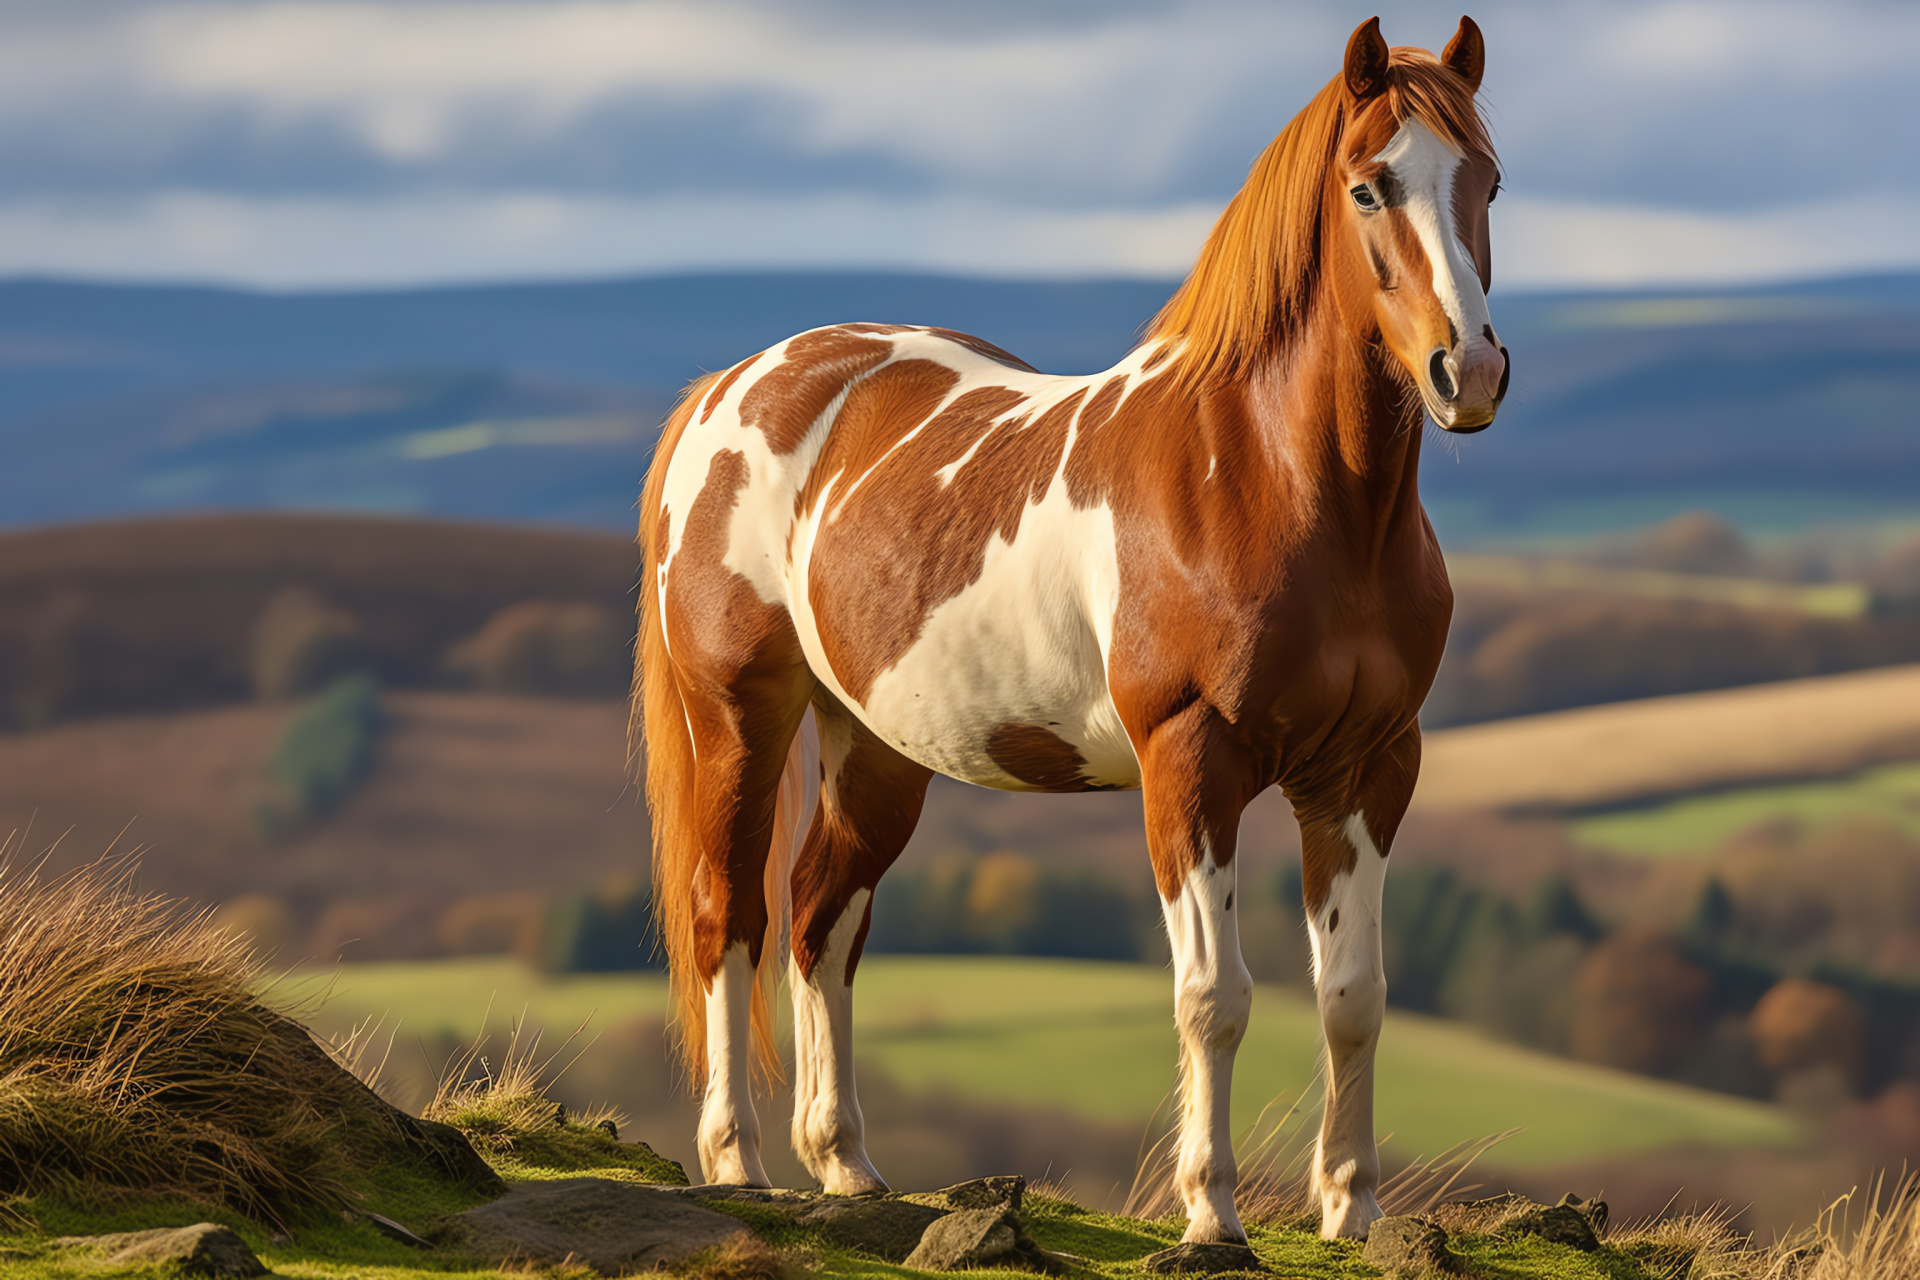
[{"xmin": 1, "ymin": 270, "xmax": 1917, "ymax": 541}]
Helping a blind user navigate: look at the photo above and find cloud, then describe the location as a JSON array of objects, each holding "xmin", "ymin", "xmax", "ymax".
[
  {"xmin": 0, "ymin": 190, "xmax": 1219, "ymax": 288},
  {"xmin": 0, "ymin": 0, "xmax": 1916, "ymax": 286},
  {"xmin": 1496, "ymin": 195, "xmax": 1920, "ymax": 289}
]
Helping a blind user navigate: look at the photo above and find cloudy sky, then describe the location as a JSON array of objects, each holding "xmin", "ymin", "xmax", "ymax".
[{"xmin": 0, "ymin": 0, "xmax": 1916, "ymax": 290}]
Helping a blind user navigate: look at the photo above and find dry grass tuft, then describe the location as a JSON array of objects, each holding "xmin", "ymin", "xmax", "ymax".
[
  {"xmin": 0, "ymin": 854, "xmax": 377, "ymax": 1223},
  {"xmin": 426, "ymin": 1016, "xmax": 616, "ymax": 1155},
  {"xmin": 420, "ymin": 1014, "xmax": 684, "ymax": 1183},
  {"xmin": 1748, "ymin": 1173, "xmax": 1920, "ymax": 1280},
  {"xmin": 1123, "ymin": 1078, "xmax": 1509, "ymax": 1230}
]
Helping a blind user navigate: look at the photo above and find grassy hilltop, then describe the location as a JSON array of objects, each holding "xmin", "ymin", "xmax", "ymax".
[{"xmin": 0, "ymin": 862, "xmax": 1910, "ymax": 1280}]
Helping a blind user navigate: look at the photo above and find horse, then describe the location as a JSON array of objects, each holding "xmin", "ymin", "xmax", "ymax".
[{"xmin": 633, "ymin": 14, "xmax": 1506, "ymax": 1243}]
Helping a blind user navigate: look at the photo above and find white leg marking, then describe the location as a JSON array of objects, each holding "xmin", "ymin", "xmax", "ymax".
[
  {"xmin": 789, "ymin": 888, "xmax": 888, "ymax": 1194},
  {"xmin": 697, "ymin": 942, "xmax": 770, "ymax": 1187},
  {"xmin": 1162, "ymin": 855, "xmax": 1253, "ymax": 1244},
  {"xmin": 1307, "ymin": 815, "xmax": 1388, "ymax": 1238}
]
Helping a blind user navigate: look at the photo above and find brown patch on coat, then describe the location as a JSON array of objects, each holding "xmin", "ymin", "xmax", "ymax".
[
  {"xmin": 807, "ymin": 385, "xmax": 1086, "ymax": 704},
  {"xmin": 701, "ymin": 352, "xmax": 762, "ymax": 424},
  {"xmin": 738, "ymin": 328, "xmax": 894, "ymax": 454},
  {"xmin": 1450, "ymin": 153, "xmax": 1499, "ymax": 291},
  {"xmin": 986, "ymin": 722, "xmax": 1109, "ymax": 792}
]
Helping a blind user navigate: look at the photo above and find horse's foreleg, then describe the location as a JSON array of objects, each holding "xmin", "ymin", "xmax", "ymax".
[
  {"xmin": 1302, "ymin": 816, "xmax": 1387, "ymax": 1236},
  {"xmin": 1139, "ymin": 705, "xmax": 1259, "ymax": 1245},
  {"xmin": 1162, "ymin": 853, "xmax": 1254, "ymax": 1243},
  {"xmin": 788, "ymin": 703, "xmax": 931, "ymax": 1194},
  {"xmin": 1300, "ymin": 730, "xmax": 1419, "ymax": 1239}
]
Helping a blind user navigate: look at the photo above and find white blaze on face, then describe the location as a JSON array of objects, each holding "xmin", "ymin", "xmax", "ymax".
[{"xmin": 1371, "ymin": 118, "xmax": 1496, "ymax": 365}]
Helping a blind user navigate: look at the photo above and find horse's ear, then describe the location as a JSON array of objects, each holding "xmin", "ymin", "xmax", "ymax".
[
  {"xmin": 1344, "ymin": 17, "xmax": 1390, "ymax": 103},
  {"xmin": 1442, "ymin": 16, "xmax": 1484, "ymax": 92}
]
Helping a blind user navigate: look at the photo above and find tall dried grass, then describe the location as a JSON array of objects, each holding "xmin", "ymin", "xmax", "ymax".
[
  {"xmin": 1121, "ymin": 1075, "xmax": 1513, "ymax": 1228},
  {"xmin": 0, "ymin": 855, "xmax": 382, "ymax": 1224}
]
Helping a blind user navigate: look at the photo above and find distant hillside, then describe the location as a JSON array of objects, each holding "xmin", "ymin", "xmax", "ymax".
[
  {"xmin": 4, "ymin": 511, "xmax": 1919, "ymax": 732},
  {"xmin": 1, "ymin": 270, "xmax": 1917, "ymax": 538},
  {"xmin": 1416, "ymin": 664, "xmax": 1920, "ymax": 814},
  {"xmin": 0, "ymin": 513, "xmax": 635, "ymax": 726}
]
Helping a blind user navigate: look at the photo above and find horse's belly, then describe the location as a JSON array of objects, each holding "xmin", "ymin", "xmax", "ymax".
[
  {"xmin": 863, "ymin": 622, "xmax": 1139, "ymax": 792},
  {"xmin": 796, "ymin": 482, "xmax": 1139, "ymax": 793}
]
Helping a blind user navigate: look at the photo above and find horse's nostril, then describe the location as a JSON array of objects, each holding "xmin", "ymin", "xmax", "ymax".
[
  {"xmin": 1496, "ymin": 346, "xmax": 1511, "ymax": 401},
  {"xmin": 1428, "ymin": 348, "xmax": 1455, "ymax": 401}
]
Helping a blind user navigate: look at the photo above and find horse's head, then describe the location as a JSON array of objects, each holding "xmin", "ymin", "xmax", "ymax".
[{"xmin": 1332, "ymin": 17, "xmax": 1507, "ymax": 433}]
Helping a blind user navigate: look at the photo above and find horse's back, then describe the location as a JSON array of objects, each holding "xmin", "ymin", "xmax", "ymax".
[{"xmin": 653, "ymin": 323, "xmax": 1150, "ymax": 793}]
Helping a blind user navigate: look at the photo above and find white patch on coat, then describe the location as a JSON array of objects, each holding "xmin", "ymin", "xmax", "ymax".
[
  {"xmin": 1372, "ymin": 119, "xmax": 1498, "ymax": 364},
  {"xmin": 1162, "ymin": 854, "xmax": 1253, "ymax": 1244},
  {"xmin": 789, "ymin": 889, "xmax": 886, "ymax": 1193}
]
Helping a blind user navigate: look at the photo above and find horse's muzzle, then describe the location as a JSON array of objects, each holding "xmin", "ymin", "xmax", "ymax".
[{"xmin": 1427, "ymin": 341, "xmax": 1508, "ymax": 434}]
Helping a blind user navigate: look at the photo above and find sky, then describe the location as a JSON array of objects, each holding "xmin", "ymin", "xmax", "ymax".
[{"xmin": 1, "ymin": 0, "xmax": 1917, "ymax": 291}]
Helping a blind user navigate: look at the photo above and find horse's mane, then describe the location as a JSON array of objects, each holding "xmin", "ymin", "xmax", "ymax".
[{"xmin": 1146, "ymin": 48, "xmax": 1496, "ymax": 391}]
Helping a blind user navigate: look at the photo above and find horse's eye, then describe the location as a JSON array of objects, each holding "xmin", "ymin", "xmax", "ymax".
[
  {"xmin": 1488, "ymin": 180, "xmax": 1501, "ymax": 205},
  {"xmin": 1350, "ymin": 185, "xmax": 1380, "ymax": 212}
]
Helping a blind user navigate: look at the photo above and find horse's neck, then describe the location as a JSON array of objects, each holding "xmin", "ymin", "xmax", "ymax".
[{"xmin": 1243, "ymin": 302, "xmax": 1429, "ymax": 556}]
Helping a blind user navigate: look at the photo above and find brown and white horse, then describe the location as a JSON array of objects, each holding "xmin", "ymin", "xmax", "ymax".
[{"xmin": 634, "ymin": 16, "xmax": 1506, "ymax": 1243}]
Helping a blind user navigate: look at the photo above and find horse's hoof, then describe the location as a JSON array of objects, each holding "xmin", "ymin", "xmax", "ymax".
[{"xmin": 1318, "ymin": 1188, "xmax": 1383, "ymax": 1240}]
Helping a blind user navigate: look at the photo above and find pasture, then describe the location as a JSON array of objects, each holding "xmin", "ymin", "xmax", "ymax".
[
  {"xmin": 1572, "ymin": 760, "xmax": 1920, "ymax": 858},
  {"xmin": 1414, "ymin": 664, "xmax": 1920, "ymax": 814},
  {"xmin": 293, "ymin": 955, "xmax": 1800, "ymax": 1173}
]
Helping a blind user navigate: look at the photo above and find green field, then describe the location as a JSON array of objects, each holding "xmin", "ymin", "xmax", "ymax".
[
  {"xmin": 1571, "ymin": 760, "xmax": 1920, "ymax": 858},
  {"xmin": 290, "ymin": 955, "xmax": 1798, "ymax": 1172}
]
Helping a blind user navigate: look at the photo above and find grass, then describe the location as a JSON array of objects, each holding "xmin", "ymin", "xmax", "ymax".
[
  {"xmin": 294, "ymin": 955, "xmax": 1802, "ymax": 1171},
  {"xmin": 1572, "ymin": 760, "xmax": 1920, "ymax": 858}
]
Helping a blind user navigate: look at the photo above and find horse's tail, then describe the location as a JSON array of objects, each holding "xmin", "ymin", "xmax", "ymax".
[
  {"xmin": 634, "ymin": 369, "xmax": 813, "ymax": 1089},
  {"xmin": 635, "ymin": 371, "xmax": 723, "ymax": 1087}
]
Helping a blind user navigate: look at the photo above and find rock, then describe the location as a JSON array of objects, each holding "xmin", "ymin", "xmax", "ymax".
[
  {"xmin": 905, "ymin": 1208, "xmax": 1020, "ymax": 1271},
  {"xmin": 1558, "ymin": 1192, "xmax": 1609, "ymax": 1235},
  {"xmin": 442, "ymin": 1176, "xmax": 751, "ymax": 1273},
  {"xmin": 930, "ymin": 1175, "xmax": 1025, "ymax": 1213},
  {"xmin": 56, "ymin": 1224, "xmax": 266, "ymax": 1278},
  {"xmin": 793, "ymin": 1196, "xmax": 948, "ymax": 1262},
  {"xmin": 597, "ymin": 1118, "xmax": 619, "ymax": 1140},
  {"xmin": 1507, "ymin": 1203, "xmax": 1600, "ymax": 1251},
  {"xmin": 1142, "ymin": 1241, "xmax": 1267, "ymax": 1275},
  {"xmin": 1362, "ymin": 1217, "xmax": 1457, "ymax": 1275}
]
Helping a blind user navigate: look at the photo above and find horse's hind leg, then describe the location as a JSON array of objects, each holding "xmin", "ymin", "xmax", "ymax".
[
  {"xmin": 684, "ymin": 666, "xmax": 811, "ymax": 1187},
  {"xmin": 788, "ymin": 696, "xmax": 932, "ymax": 1193},
  {"xmin": 652, "ymin": 601, "xmax": 811, "ymax": 1186}
]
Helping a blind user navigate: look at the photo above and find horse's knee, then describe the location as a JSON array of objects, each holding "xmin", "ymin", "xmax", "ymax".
[
  {"xmin": 1316, "ymin": 967, "xmax": 1384, "ymax": 1049},
  {"xmin": 1176, "ymin": 975, "xmax": 1252, "ymax": 1052}
]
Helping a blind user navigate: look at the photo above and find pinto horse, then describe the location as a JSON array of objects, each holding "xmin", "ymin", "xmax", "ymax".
[{"xmin": 635, "ymin": 15, "xmax": 1506, "ymax": 1243}]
